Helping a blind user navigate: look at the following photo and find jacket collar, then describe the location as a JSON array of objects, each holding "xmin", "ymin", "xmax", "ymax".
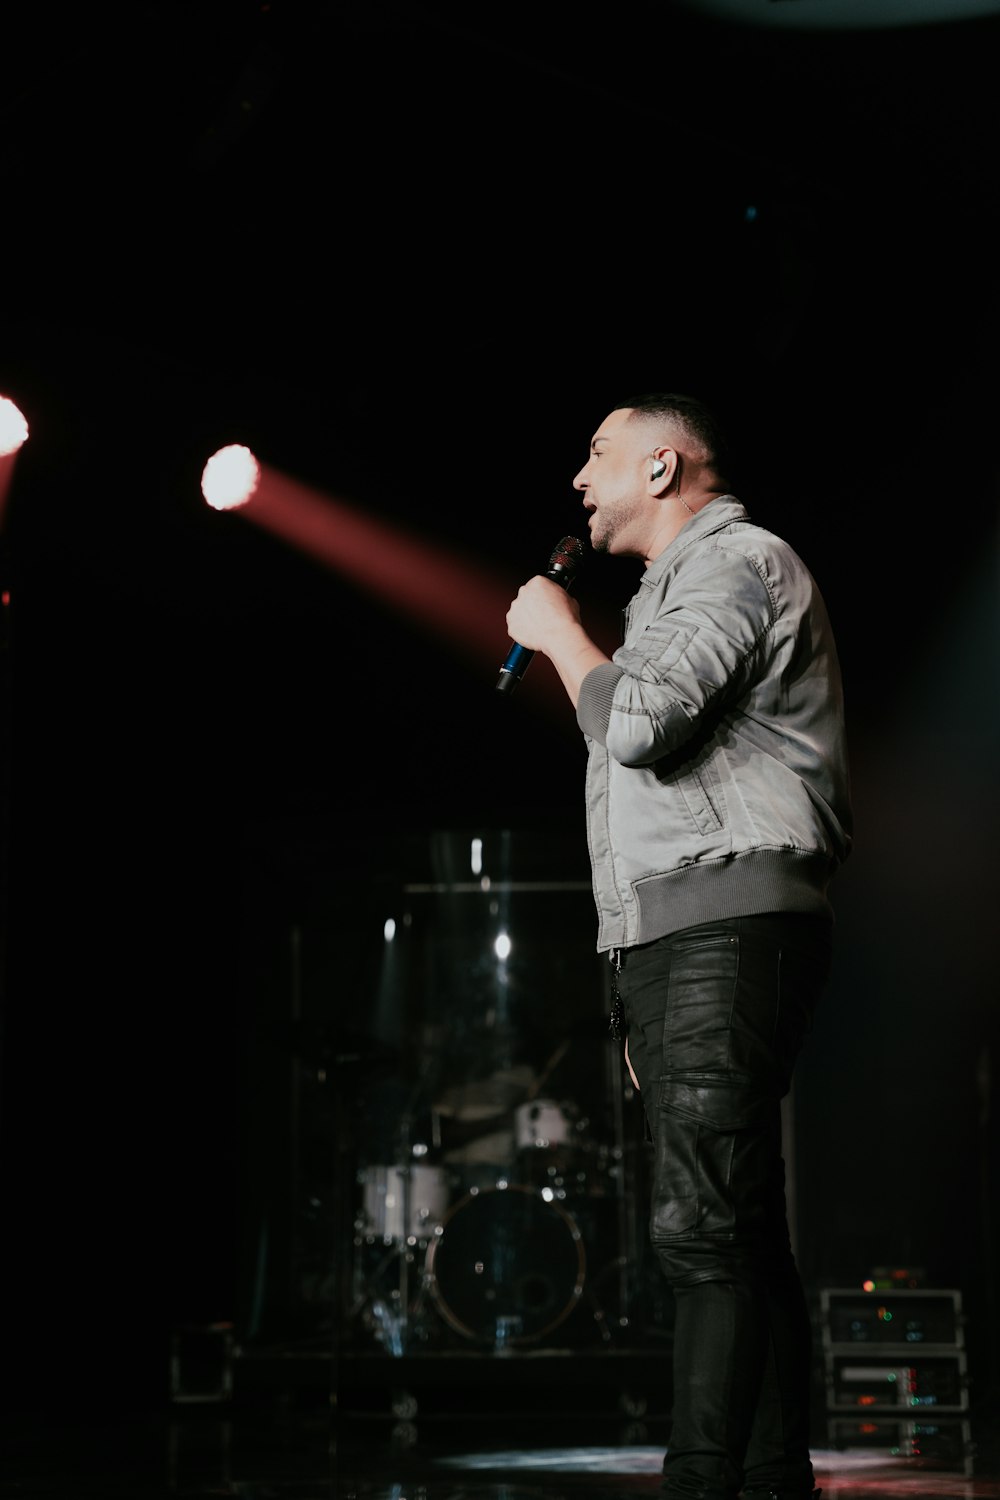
[{"xmin": 638, "ymin": 494, "xmax": 749, "ymax": 590}]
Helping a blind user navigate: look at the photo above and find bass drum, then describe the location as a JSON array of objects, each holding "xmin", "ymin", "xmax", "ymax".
[{"xmin": 425, "ymin": 1183, "xmax": 586, "ymax": 1346}]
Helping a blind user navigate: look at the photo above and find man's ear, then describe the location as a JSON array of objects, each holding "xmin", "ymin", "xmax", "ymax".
[{"xmin": 648, "ymin": 447, "xmax": 677, "ymax": 495}]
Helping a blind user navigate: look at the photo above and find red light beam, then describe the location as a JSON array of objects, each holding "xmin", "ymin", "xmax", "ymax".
[
  {"xmin": 201, "ymin": 450, "xmax": 621, "ymax": 720},
  {"xmin": 249, "ymin": 464, "xmax": 511, "ymax": 661}
]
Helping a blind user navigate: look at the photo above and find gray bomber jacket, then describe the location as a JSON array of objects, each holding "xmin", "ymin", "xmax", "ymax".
[{"xmin": 576, "ymin": 496, "xmax": 853, "ymax": 954}]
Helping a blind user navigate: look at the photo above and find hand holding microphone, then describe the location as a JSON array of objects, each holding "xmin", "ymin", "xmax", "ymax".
[{"xmin": 497, "ymin": 535, "xmax": 585, "ymax": 695}]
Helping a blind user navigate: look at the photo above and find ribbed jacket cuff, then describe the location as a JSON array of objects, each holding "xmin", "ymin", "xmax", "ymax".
[{"xmin": 577, "ymin": 662, "xmax": 624, "ymax": 742}]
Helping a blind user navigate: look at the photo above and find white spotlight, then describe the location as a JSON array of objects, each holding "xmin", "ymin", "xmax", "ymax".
[
  {"xmin": 0, "ymin": 397, "xmax": 29, "ymax": 457},
  {"xmin": 201, "ymin": 444, "xmax": 261, "ymax": 511}
]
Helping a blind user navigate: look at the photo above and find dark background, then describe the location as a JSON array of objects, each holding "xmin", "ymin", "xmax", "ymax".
[{"xmin": 0, "ymin": 0, "xmax": 997, "ymax": 1410}]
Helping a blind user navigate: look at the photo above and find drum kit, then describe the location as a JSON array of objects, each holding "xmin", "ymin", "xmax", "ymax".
[{"xmin": 348, "ymin": 1066, "xmax": 626, "ymax": 1356}]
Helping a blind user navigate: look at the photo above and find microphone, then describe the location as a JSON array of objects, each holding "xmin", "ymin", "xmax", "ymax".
[{"xmin": 496, "ymin": 535, "xmax": 585, "ymax": 695}]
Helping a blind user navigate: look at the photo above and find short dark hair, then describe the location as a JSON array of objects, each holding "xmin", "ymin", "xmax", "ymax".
[{"xmin": 613, "ymin": 391, "xmax": 732, "ymax": 484}]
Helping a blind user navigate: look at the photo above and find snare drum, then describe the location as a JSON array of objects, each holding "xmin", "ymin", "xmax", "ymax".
[{"xmin": 358, "ymin": 1163, "xmax": 450, "ymax": 1241}]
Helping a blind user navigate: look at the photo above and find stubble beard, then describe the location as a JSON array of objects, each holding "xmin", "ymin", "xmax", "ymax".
[{"xmin": 589, "ymin": 492, "xmax": 639, "ymax": 556}]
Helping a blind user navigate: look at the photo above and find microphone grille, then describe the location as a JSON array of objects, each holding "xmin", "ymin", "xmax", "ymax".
[{"xmin": 548, "ymin": 535, "xmax": 585, "ymax": 578}]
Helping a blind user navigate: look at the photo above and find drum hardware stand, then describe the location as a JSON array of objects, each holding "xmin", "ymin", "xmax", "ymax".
[
  {"xmin": 345, "ymin": 1092, "xmax": 444, "ymax": 1356},
  {"xmin": 577, "ymin": 1246, "xmax": 630, "ymax": 1345},
  {"xmin": 524, "ymin": 1036, "xmax": 573, "ymax": 1103},
  {"xmin": 345, "ymin": 1190, "xmax": 439, "ymax": 1354}
]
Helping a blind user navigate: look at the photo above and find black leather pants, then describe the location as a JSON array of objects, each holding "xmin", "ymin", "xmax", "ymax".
[{"xmin": 616, "ymin": 913, "xmax": 832, "ymax": 1500}]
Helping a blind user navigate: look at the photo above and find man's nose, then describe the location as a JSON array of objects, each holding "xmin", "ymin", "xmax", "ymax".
[{"xmin": 572, "ymin": 465, "xmax": 589, "ymax": 491}]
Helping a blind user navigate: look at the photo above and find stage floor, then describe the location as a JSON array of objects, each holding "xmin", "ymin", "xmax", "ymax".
[{"xmin": 2, "ymin": 1401, "xmax": 998, "ymax": 1500}]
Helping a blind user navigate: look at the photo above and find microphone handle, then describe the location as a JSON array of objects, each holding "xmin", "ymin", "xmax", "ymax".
[
  {"xmin": 496, "ymin": 563, "xmax": 574, "ymax": 695},
  {"xmin": 496, "ymin": 641, "xmax": 534, "ymax": 694}
]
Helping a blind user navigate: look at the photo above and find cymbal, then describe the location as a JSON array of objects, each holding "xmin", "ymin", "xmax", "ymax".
[
  {"xmin": 437, "ymin": 1108, "xmax": 516, "ymax": 1149},
  {"xmin": 434, "ymin": 1064, "xmax": 536, "ymax": 1120},
  {"xmin": 441, "ymin": 1123, "xmax": 517, "ymax": 1165}
]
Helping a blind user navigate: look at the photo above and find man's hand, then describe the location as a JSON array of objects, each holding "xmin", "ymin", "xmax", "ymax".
[
  {"xmin": 505, "ymin": 574, "xmax": 581, "ymax": 651},
  {"xmin": 505, "ymin": 576, "xmax": 608, "ymax": 708}
]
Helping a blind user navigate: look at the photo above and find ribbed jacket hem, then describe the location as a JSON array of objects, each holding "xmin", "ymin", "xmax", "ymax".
[{"xmin": 623, "ymin": 849, "xmax": 836, "ymax": 950}]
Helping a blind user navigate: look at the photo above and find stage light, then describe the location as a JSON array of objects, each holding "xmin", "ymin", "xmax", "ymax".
[
  {"xmin": 0, "ymin": 397, "xmax": 28, "ymax": 457},
  {"xmin": 201, "ymin": 444, "xmax": 261, "ymax": 511},
  {"xmin": 0, "ymin": 394, "xmax": 30, "ymax": 527}
]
